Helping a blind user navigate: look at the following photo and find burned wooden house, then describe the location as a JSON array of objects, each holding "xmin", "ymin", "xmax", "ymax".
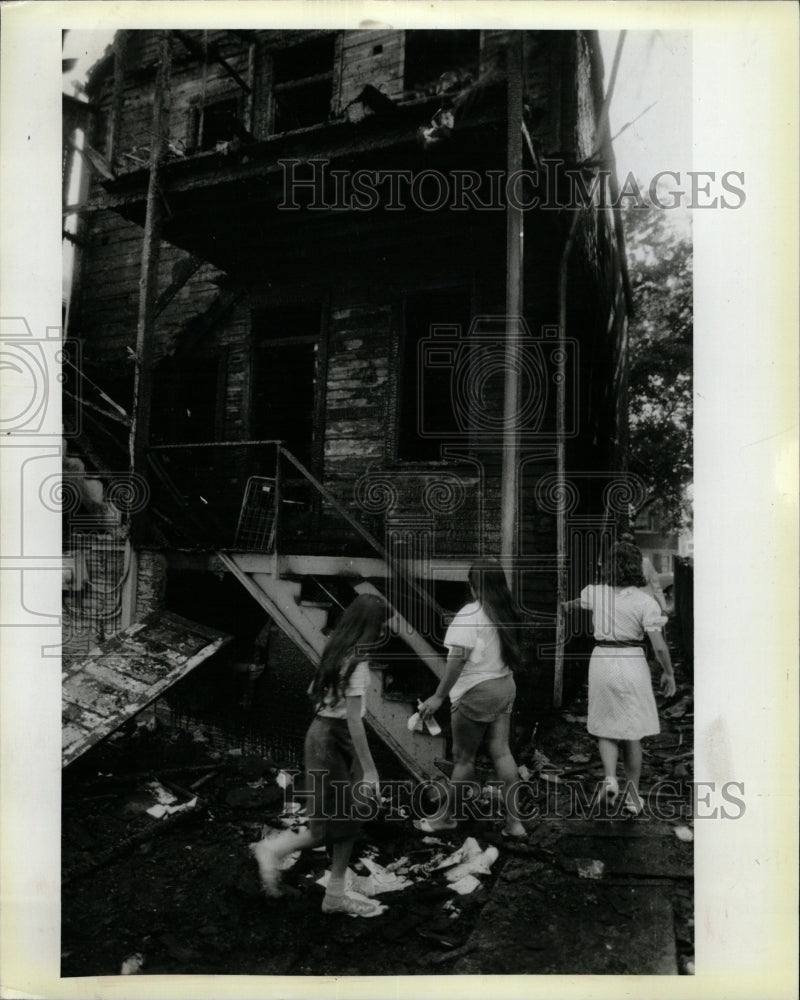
[{"xmin": 63, "ymin": 28, "xmax": 631, "ymax": 777}]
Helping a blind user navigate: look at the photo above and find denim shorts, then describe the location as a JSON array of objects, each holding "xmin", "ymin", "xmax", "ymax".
[{"xmin": 451, "ymin": 674, "xmax": 516, "ymax": 723}]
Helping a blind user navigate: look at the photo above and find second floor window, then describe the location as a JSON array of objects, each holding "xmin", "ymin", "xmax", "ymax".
[
  {"xmin": 403, "ymin": 30, "xmax": 481, "ymax": 93},
  {"xmin": 272, "ymin": 34, "xmax": 336, "ymax": 133}
]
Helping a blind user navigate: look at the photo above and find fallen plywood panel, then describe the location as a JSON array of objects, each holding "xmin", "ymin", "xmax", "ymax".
[{"xmin": 62, "ymin": 610, "xmax": 232, "ymax": 767}]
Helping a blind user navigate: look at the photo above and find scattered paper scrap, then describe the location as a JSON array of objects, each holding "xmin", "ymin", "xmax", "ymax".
[
  {"xmin": 120, "ymin": 953, "xmax": 144, "ymax": 975},
  {"xmin": 576, "ymin": 859, "xmax": 605, "ymax": 880},
  {"xmin": 146, "ymin": 796, "xmax": 198, "ymax": 820},
  {"xmin": 673, "ymin": 825, "xmax": 694, "ymax": 843},
  {"xmin": 448, "ymin": 874, "xmax": 482, "ymax": 895},
  {"xmin": 359, "ymin": 856, "xmax": 413, "ymax": 893},
  {"xmin": 434, "ymin": 837, "xmax": 482, "ymax": 871},
  {"xmin": 146, "ymin": 781, "xmax": 177, "ymax": 806},
  {"xmin": 444, "ymin": 846, "xmax": 499, "ymax": 883},
  {"xmin": 407, "ymin": 710, "xmax": 442, "ymax": 737}
]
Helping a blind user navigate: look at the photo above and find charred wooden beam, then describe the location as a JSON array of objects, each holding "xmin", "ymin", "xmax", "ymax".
[
  {"xmin": 129, "ymin": 32, "xmax": 172, "ymax": 542},
  {"xmin": 171, "ymin": 29, "xmax": 252, "ymax": 94},
  {"xmin": 153, "ymin": 253, "xmax": 205, "ymax": 318},
  {"xmin": 106, "ymin": 30, "xmax": 127, "ymax": 166}
]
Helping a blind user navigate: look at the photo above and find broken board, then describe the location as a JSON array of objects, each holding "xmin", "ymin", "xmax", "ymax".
[{"xmin": 62, "ymin": 610, "xmax": 232, "ymax": 767}]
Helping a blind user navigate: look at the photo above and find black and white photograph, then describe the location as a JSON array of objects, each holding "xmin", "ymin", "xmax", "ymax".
[{"xmin": 1, "ymin": 2, "xmax": 797, "ymax": 997}]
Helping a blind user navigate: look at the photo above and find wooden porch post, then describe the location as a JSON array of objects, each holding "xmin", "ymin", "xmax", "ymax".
[
  {"xmin": 553, "ymin": 31, "xmax": 626, "ymax": 707},
  {"xmin": 128, "ymin": 32, "xmax": 171, "ymax": 543},
  {"xmin": 500, "ymin": 32, "xmax": 525, "ymax": 566}
]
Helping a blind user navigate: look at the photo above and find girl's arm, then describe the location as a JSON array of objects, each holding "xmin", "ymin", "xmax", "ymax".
[
  {"xmin": 346, "ymin": 695, "xmax": 379, "ymax": 793},
  {"xmin": 418, "ymin": 648, "xmax": 469, "ymax": 720},
  {"xmin": 560, "ymin": 598, "xmax": 582, "ymax": 613},
  {"xmin": 648, "ymin": 630, "xmax": 676, "ymax": 697}
]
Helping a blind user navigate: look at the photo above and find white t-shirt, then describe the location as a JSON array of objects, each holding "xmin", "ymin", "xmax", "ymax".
[
  {"xmin": 443, "ymin": 601, "xmax": 511, "ymax": 703},
  {"xmin": 315, "ymin": 660, "xmax": 371, "ymax": 719}
]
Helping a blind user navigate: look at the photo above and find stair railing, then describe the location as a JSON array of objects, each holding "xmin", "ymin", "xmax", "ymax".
[{"xmin": 276, "ymin": 445, "xmax": 448, "ymax": 623}]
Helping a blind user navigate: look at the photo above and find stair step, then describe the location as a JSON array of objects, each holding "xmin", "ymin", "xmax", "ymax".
[{"xmin": 298, "ymin": 599, "xmax": 333, "ymax": 609}]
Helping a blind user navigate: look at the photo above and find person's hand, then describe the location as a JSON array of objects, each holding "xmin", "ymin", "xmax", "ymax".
[
  {"xmin": 362, "ymin": 768, "xmax": 380, "ymax": 799},
  {"xmin": 418, "ymin": 694, "xmax": 444, "ymax": 720},
  {"xmin": 660, "ymin": 672, "xmax": 676, "ymax": 698}
]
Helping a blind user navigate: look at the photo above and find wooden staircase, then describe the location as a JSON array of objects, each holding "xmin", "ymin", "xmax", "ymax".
[
  {"xmin": 146, "ymin": 446, "xmax": 458, "ymax": 782},
  {"xmin": 217, "ymin": 551, "xmax": 449, "ymax": 782}
]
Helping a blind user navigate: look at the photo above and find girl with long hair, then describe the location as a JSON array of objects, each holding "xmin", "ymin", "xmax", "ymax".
[
  {"xmin": 417, "ymin": 559, "xmax": 529, "ymax": 838},
  {"xmin": 563, "ymin": 541, "xmax": 676, "ymax": 815},
  {"xmin": 250, "ymin": 593, "xmax": 387, "ymax": 917}
]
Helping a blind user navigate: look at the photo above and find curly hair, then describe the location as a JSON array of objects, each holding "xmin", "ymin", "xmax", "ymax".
[{"xmin": 600, "ymin": 542, "xmax": 646, "ymax": 588}]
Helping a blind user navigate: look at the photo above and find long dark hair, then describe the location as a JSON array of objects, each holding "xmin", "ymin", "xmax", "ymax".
[
  {"xmin": 468, "ymin": 559, "xmax": 523, "ymax": 673},
  {"xmin": 309, "ymin": 593, "xmax": 387, "ymax": 710},
  {"xmin": 600, "ymin": 541, "xmax": 646, "ymax": 588}
]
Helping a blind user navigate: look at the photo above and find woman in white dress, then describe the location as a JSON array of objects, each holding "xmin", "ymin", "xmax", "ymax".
[{"xmin": 563, "ymin": 542, "xmax": 676, "ymax": 815}]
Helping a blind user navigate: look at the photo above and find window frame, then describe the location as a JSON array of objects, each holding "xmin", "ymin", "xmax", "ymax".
[{"xmin": 389, "ymin": 278, "xmax": 476, "ymax": 466}]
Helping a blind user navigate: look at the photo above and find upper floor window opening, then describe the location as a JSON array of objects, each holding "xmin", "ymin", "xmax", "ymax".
[
  {"xmin": 403, "ymin": 30, "xmax": 481, "ymax": 95},
  {"xmin": 271, "ymin": 34, "xmax": 337, "ymax": 134}
]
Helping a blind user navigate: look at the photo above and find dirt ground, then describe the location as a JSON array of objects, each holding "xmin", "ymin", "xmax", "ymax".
[{"xmin": 61, "ymin": 649, "xmax": 694, "ymax": 978}]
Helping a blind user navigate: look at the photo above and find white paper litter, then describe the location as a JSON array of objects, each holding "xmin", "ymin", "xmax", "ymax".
[
  {"xmin": 275, "ymin": 770, "xmax": 293, "ymax": 789},
  {"xmin": 406, "ymin": 710, "xmax": 442, "ymax": 737},
  {"xmin": 146, "ymin": 781, "xmax": 177, "ymax": 806},
  {"xmin": 576, "ymin": 859, "xmax": 605, "ymax": 880},
  {"xmin": 435, "ymin": 837, "xmax": 482, "ymax": 870},
  {"xmin": 359, "ymin": 856, "xmax": 413, "ymax": 893},
  {"xmin": 120, "ymin": 953, "xmax": 144, "ymax": 975},
  {"xmin": 673, "ymin": 825, "xmax": 694, "ymax": 842},
  {"xmin": 316, "ymin": 867, "xmax": 376, "ymax": 897},
  {"xmin": 384, "ymin": 856, "xmax": 410, "ymax": 873},
  {"xmin": 444, "ymin": 846, "xmax": 499, "ymax": 883},
  {"xmin": 146, "ymin": 796, "xmax": 197, "ymax": 819},
  {"xmin": 448, "ymin": 874, "xmax": 482, "ymax": 895}
]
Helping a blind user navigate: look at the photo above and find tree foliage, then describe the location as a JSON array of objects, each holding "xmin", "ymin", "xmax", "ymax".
[{"xmin": 624, "ymin": 204, "xmax": 692, "ymax": 532}]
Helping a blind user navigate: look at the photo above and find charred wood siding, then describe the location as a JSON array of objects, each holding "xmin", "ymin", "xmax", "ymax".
[
  {"xmin": 74, "ymin": 28, "xmax": 628, "ymax": 575},
  {"xmin": 324, "ymin": 302, "xmax": 392, "ymax": 478},
  {"xmin": 338, "ymin": 30, "xmax": 404, "ymax": 110}
]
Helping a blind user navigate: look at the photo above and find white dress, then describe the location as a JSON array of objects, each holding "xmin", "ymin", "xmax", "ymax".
[{"xmin": 579, "ymin": 584, "xmax": 667, "ymax": 740}]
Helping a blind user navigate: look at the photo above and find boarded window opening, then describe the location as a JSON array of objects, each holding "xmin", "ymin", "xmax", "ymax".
[
  {"xmin": 271, "ymin": 34, "xmax": 336, "ymax": 134},
  {"xmin": 403, "ymin": 30, "xmax": 480, "ymax": 92},
  {"xmin": 398, "ymin": 285, "xmax": 471, "ymax": 462}
]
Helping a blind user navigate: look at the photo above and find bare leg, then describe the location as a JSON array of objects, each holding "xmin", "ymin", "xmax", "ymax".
[
  {"xmin": 597, "ymin": 737, "xmax": 619, "ymax": 780},
  {"xmin": 429, "ymin": 712, "xmax": 485, "ymax": 829},
  {"xmin": 620, "ymin": 739, "xmax": 644, "ymax": 813},
  {"xmin": 325, "ymin": 838, "xmax": 354, "ymax": 898},
  {"xmin": 250, "ymin": 826, "xmax": 316, "ymax": 897},
  {"xmin": 596, "ymin": 737, "xmax": 621, "ymax": 803},
  {"xmin": 321, "ymin": 837, "xmax": 384, "ymax": 917},
  {"xmin": 487, "ymin": 712, "xmax": 527, "ymax": 836}
]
